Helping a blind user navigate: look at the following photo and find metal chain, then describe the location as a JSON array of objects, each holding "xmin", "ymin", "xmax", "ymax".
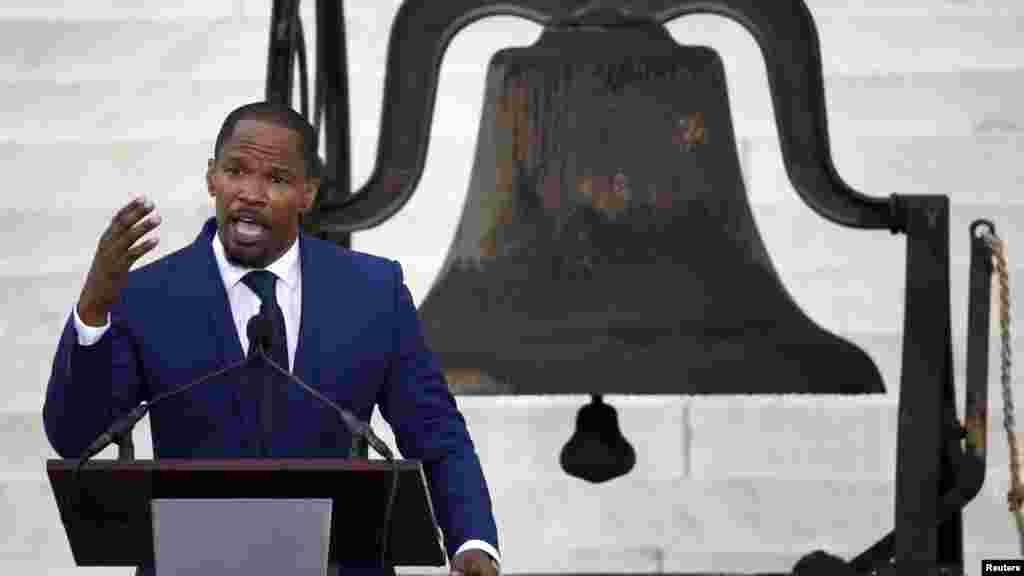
[{"xmin": 979, "ymin": 230, "xmax": 1020, "ymax": 511}]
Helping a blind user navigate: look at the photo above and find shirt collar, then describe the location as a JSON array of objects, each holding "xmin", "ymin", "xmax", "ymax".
[{"xmin": 212, "ymin": 229, "xmax": 300, "ymax": 292}]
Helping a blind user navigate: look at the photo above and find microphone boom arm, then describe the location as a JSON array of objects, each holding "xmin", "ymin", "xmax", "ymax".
[
  {"xmin": 254, "ymin": 349, "xmax": 395, "ymax": 461},
  {"xmin": 74, "ymin": 314, "xmax": 399, "ymax": 566}
]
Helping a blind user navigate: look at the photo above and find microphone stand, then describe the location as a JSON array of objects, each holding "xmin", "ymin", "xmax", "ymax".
[
  {"xmin": 71, "ymin": 354, "xmax": 256, "ymax": 526},
  {"xmin": 246, "ymin": 319, "xmax": 400, "ymax": 571},
  {"xmin": 72, "ymin": 314, "xmax": 400, "ymax": 570}
]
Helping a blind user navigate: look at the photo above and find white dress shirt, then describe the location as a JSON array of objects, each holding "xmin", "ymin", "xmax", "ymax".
[
  {"xmin": 72, "ymin": 231, "xmax": 500, "ymax": 567},
  {"xmin": 211, "ymin": 230, "xmax": 302, "ymax": 371}
]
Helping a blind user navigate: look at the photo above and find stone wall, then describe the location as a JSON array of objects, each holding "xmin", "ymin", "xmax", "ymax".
[{"xmin": 1, "ymin": 1, "xmax": 1021, "ymax": 574}]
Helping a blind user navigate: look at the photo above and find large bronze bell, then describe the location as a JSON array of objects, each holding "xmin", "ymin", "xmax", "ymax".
[
  {"xmin": 417, "ymin": 18, "xmax": 884, "ymax": 396},
  {"xmin": 299, "ymin": 0, "xmax": 971, "ymax": 559}
]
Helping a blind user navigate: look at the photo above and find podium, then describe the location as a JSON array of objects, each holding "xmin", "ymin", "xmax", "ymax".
[{"xmin": 46, "ymin": 458, "xmax": 447, "ymax": 574}]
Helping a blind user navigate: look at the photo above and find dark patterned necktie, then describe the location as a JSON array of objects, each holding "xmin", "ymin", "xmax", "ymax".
[
  {"xmin": 241, "ymin": 270, "xmax": 290, "ymax": 454},
  {"xmin": 241, "ymin": 270, "xmax": 289, "ymax": 371}
]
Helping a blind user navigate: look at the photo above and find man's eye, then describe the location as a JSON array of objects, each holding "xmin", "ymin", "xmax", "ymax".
[
  {"xmin": 224, "ymin": 166, "xmax": 242, "ymax": 176},
  {"xmin": 271, "ymin": 174, "xmax": 287, "ymax": 184}
]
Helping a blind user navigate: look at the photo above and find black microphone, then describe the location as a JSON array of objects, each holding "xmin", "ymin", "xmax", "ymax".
[
  {"xmin": 79, "ymin": 404, "xmax": 149, "ymax": 462},
  {"xmin": 244, "ymin": 314, "xmax": 394, "ymax": 461}
]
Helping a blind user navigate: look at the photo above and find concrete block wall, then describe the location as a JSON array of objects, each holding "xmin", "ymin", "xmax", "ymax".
[{"xmin": 0, "ymin": 1, "xmax": 1021, "ymax": 574}]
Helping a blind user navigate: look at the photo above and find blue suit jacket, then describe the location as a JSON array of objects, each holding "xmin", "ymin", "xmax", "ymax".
[{"xmin": 44, "ymin": 218, "xmax": 498, "ymax": 572}]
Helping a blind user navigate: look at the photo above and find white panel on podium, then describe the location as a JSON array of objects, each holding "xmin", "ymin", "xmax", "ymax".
[{"xmin": 151, "ymin": 498, "xmax": 332, "ymax": 576}]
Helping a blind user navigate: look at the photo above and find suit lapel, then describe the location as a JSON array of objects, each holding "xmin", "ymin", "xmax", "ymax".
[
  {"xmin": 193, "ymin": 218, "xmax": 246, "ymax": 368},
  {"xmin": 294, "ymin": 231, "xmax": 326, "ymax": 388}
]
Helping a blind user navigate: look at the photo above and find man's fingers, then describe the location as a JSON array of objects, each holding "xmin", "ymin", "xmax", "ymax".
[
  {"xmin": 117, "ymin": 212, "xmax": 162, "ymax": 251},
  {"xmin": 124, "ymin": 235, "xmax": 160, "ymax": 262},
  {"xmin": 110, "ymin": 196, "xmax": 155, "ymax": 237},
  {"xmin": 81, "ymin": 198, "xmax": 158, "ymax": 320},
  {"xmin": 111, "ymin": 196, "xmax": 145, "ymax": 224}
]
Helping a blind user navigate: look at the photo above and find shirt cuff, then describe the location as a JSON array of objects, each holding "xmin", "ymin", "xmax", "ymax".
[
  {"xmin": 73, "ymin": 304, "xmax": 111, "ymax": 346},
  {"xmin": 454, "ymin": 540, "xmax": 501, "ymax": 570}
]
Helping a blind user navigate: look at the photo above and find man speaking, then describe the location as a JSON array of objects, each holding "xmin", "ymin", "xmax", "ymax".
[{"xmin": 43, "ymin": 101, "xmax": 500, "ymax": 576}]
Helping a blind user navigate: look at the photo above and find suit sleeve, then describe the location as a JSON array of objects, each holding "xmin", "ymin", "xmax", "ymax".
[
  {"xmin": 375, "ymin": 261, "xmax": 499, "ymax": 561},
  {"xmin": 43, "ymin": 303, "xmax": 146, "ymax": 458}
]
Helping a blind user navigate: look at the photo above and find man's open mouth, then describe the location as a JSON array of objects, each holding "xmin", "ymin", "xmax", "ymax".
[{"xmin": 231, "ymin": 214, "xmax": 269, "ymax": 243}]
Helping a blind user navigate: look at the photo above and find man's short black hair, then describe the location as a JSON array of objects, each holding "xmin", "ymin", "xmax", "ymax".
[{"xmin": 214, "ymin": 101, "xmax": 319, "ymax": 179}]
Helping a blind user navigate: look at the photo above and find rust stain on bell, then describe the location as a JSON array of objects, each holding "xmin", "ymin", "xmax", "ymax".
[
  {"xmin": 444, "ymin": 368, "xmax": 511, "ymax": 395},
  {"xmin": 673, "ymin": 111, "xmax": 706, "ymax": 150},
  {"xmin": 479, "ymin": 230, "xmax": 497, "ymax": 258},
  {"xmin": 578, "ymin": 175, "xmax": 594, "ymax": 200},
  {"xmin": 496, "ymin": 202, "xmax": 514, "ymax": 226},
  {"xmin": 591, "ymin": 175, "xmax": 611, "ymax": 212},
  {"xmin": 687, "ymin": 112, "xmax": 707, "ymax": 148},
  {"xmin": 964, "ymin": 404, "xmax": 987, "ymax": 457},
  {"xmin": 511, "ymin": 78, "xmax": 530, "ymax": 162},
  {"xmin": 652, "ymin": 183, "xmax": 673, "ymax": 210},
  {"xmin": 590, "ymin": 172, "xmax": 630, "ymax": 219},
  {"xmin": 610, "ymin": 172, "xmax": 630, "ymax": 214},
  {"xmin": 382, "ymin": 169, "xmax": 405, "ymax": 197},
  {"xmin": 444, "ymin": 368, "xmax": 484, "ymax": 394},
  {"xmin": 543, "ymin": 173, "xmax": 561, "ymax": 211}
]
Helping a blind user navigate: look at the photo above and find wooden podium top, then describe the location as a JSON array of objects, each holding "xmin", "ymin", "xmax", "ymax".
[{"xmin": 46, "ymin": 458, "xmax": 446, "ymax": 568}]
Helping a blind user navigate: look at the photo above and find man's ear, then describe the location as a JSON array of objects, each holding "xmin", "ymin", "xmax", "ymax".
[
  {"xmin": 301, "ymin": 177, "xmax": 320, "ymax": 213},
  {"xmin": 206, "ymin": 158, "xmax": 216, "ymax": 198}
]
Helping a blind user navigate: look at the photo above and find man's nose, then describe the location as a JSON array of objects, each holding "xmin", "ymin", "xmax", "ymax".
[{"xmin": 235, "ymin": 176, "xmax": 269, "ymax": 203}]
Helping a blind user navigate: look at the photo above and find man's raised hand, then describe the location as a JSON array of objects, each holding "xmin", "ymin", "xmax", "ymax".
[{"xmin": 77, "ymin": 196, "xmax": 161, "ymax": 327}]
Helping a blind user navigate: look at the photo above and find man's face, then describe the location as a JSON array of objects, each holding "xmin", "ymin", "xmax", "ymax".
[{"xmin": 206, "ymin": 118, "xmax": 318, "ymax": 268}]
